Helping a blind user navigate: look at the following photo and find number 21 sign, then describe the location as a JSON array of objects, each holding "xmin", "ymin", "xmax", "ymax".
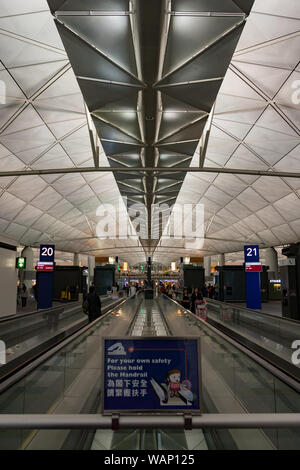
[{"xmin": 244, "ymin": 245, "xmax": 259, "ymax": 263}]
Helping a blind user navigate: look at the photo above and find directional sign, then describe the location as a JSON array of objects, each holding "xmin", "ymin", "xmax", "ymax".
[
  {"xmin": 245, "ymin": 262, "xmax": 262, "ymax": 272},
  {"xmin": 102, "ymin": 337, "xmax": 202, "ymax": 414},
  {"xmin": 37, "ymin": 261, "xmax": 54, "ymax": 272},
  {"xmin": 16, "ymin": 257, "xmax": 26, "ymax": 270}
]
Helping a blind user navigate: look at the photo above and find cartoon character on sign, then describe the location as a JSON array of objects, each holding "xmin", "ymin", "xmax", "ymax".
[
  {"xmin": 150, "ymin": 369, "xmax": 194, "ymax": 406},
  {"xmin": 166, "ymin": 369, "xmax": 182, "ymax": 397}
]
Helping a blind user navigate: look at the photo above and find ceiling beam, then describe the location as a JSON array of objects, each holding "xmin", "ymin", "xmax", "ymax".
[{"xmin": 1, "ymin": 167, "xmax": 300, "ymax": 178}]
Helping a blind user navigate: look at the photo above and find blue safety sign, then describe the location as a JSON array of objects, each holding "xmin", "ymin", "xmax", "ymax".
[{"xmin": 102, "ymin": 337, "xmax": 202, "ymax": 413}]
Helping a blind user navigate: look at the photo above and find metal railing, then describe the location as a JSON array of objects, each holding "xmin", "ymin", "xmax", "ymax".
[{"xmin": 0, "ymin": 414, "xmax": 299, "ymax": 430}]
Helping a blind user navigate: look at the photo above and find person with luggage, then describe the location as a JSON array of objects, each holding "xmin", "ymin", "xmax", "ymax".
[{"xmin": 191, "ymin": 287, "xmax": 203, "ymax": 314}]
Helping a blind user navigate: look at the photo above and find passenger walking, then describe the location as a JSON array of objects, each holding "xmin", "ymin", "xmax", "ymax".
[
  {"xmin": 130, "ymin": 283, "xmax": 136, "ymax": 298},
  {"xmin": 201, "ymin": 283, "xmax": 208, "ymax": 298},
  {"xmin": 191, "ymin": 287, "xmax": 203, "ymax": 314},
  {"xmin": 181, "ymin": 288, "xmax": 190, "ymax": 310},
  {"xmin": 208, "ymin": 285, "xmax": 216, "ymax": 299},
  {"xmin": 83, "ymin": 286, "xmax": 101, "ymax": 323},
  {"xmin": 21, "ymin": 284, "xmax": 28, "ymax": 308}
]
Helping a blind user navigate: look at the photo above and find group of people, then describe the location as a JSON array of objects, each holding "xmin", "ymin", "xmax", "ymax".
[
  {"xmin": 181, "ymin": 287, "xmax": 204, "ymax": 313},
  {"xmin": 123, "ymin": 283, "xmax": 139, "ymax": 298},
  {"xmin": 160, "ymin": 283, "xmax": 178, "ymax": 300},
  {"xmin": 181, "ymin": 284, "xmax": 216, "ymax": 313}
]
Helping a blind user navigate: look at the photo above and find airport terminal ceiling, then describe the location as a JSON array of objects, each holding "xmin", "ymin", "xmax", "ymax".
[{"xmin": 0, "ymin": 0, "xmax": 299, "ymax": 265}]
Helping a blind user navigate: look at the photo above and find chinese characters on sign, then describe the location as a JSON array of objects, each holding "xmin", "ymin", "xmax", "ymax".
[{"xmin": 102, "ymin": 338, "xmax": 202, "ymax": 413}]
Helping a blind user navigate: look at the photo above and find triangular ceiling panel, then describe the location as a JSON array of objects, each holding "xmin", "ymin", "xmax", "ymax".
[
  {"xmin": 159, "ymin": 81, "xmax": 223, "ymax": 112},
  {"xmin": 163, "ymin": 16, "xmax": 245, "ymax": 76},
  {"xmin": 172, "ymin": 0, "xmax": 243, "ymax": 13},
  {"xmin": 94, "ymin": 112, "xmax": 141, "ymax": 141},
  {"xmin": 56, "ymin": 21, "xmax": 141, "ymax": 86},
  {"xmin": 58, "ymin": 15, "xmax": 137, "ymax": 76},
  {"xmin": 58, "ymin": 0, "xmax": 129, "ymax": 11},
  {"xmin": 158, "ymin": 118, "xmax": 207, "ymax": 145},
  {"xmin": 158, "ymin": 25, "xmax": 244, "ymax": 86},
  {"xmin": 9, "ymin": 60, "xmax": 69, "ymax": 98},
  {"xmin": 92, "ymin": 117, "xmax": 142, "ymax": 144},
  {"xmin": 77, "ymin": 78, "xmax": 139, "ymax": 112},
  {"xmin": 101, "ymin": 141, "xmax": 143, "ymax": 157},
  {"xmin": 158, "ymin": 150, "xmax": 193, "ymax": 166},
  {"xmin": 157, "ymin": 141, "xmax": 198, "ymax": 157}
]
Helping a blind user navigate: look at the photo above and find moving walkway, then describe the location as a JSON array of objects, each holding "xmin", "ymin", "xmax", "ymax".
[
  {"xmin": 0, "ymin": 294, "xmax": 125, "ymax": 382},
  {"xmin": 0, "ymin": 293, "xmax": 299, "ymax": 450}
]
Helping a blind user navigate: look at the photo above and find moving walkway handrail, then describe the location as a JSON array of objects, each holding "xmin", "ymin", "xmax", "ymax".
[
  {"xmin": 0, "ymin": 413, "xmax": 299, "ymax": 430},
  {"xmin": 206, "ymin": 297, "xmax": 299, "ymax": 325},
  {"xmin": 0, "ymin": 296, "xmax": 129, "ymax": 394},
  {"xmin": 0, "ymin": 305, "xmax": 66, "ymax": 323},
  {"xmin": 0, "ymin": 294, "xmax": 119, "ymax": 324},
  {"xmin": 160, "ymin": 295, "xmax": 300, "ymax": 393}
]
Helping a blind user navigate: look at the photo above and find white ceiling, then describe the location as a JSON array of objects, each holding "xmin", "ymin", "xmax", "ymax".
[
  {"xmin": 0, "ymin": 0, "xmax": 299, "ymax": 266},
  {"xmin": 157, "ymin": 0, "xmax": 300, "ymax": 263},
  {"xmin": 0, "ymin": 0, "xmax": 143, "ymax": 264}
]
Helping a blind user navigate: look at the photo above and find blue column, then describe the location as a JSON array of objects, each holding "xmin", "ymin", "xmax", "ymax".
[
  {"xmin": 37, "ymin": 245, "xmax": 55, "ymax": 310},
  {"xmin": 245, "ymin": 271, "xmax": 261, "ymax": 310},
  {"xmin": 37, "ymin": 272, "xmax": 54, "ymax": 310},
  {"xmin": 244, "ymin": 245, "xmax": 262, "ymax": 310}
]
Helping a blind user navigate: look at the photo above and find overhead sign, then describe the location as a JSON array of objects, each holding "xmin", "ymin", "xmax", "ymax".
[
  {"xmin": 102, "ymin": 337, "xmax": 202, "ymax": 414},
  {"xmin": 245, "ymin": 262, "xmax": 262, "ymax": 272},
  {"xmin": 244, "ymin": 245, "xmax": 259, "ymax": 263},
  {"xmin": 279, "ymin": 258, "xmax": 296, "ymax": 267},
  {"xmin": 39, "ymin": 244, "xmax": 55, "ymax": 262},
  {"xmin": 16, "ymin": 257, "xmax": 26, "ymax": 270},
  {"xmin": 37, "ymin": 261, "xmax": 54, "ymax": 272}
]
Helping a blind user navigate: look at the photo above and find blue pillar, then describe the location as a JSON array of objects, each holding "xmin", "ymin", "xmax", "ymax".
[
  {"xmin": 244, "ymin": 245, "xmax": 262, "ymax": 310},
  {"xmin": 37, "ymin": 245, "xmax": 55, "ymax": 310}
]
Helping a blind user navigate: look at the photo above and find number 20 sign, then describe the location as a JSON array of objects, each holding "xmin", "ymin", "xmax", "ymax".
[
  {"xmin": 40, "ymin": 245, "xmax": 55, "ymax": 262},
  {"xmin": 244, "ymin": 245, "xmax": 259, "ymax": 263}
]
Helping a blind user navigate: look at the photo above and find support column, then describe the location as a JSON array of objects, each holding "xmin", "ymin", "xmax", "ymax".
[
  {"xmin": 88, "ymin": 256, "xmax": 95, "ymax": 287},
  {"xmin": 204, "ymin": 256, "xmax": 211, "ymax": 280},
  {"xmin": 218, "ymin": 253, "xmax": 225, "ymax": 267},
  {"xmin": 264, "ymin": 247, "xmax": 278, "ymax": 280},
  {"xmin": 21, "ymin": 247, "xmax": 35, "ymax": 291},
  {"xmin": 0, "ymin": 243, "xmax": 18, "ymax": 316},
  {"xmin": 73, "ymin": 253, "xmax": 79, "ymax": 266}
]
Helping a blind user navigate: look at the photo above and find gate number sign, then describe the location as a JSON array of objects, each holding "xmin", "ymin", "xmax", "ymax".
[
  {"xmin": 244, "ymin": 245, "xmax": 259, "ymax": 263},
  {"xmin": 39, "ymin": 245, "xmax": 55, "ymax": 262}
]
